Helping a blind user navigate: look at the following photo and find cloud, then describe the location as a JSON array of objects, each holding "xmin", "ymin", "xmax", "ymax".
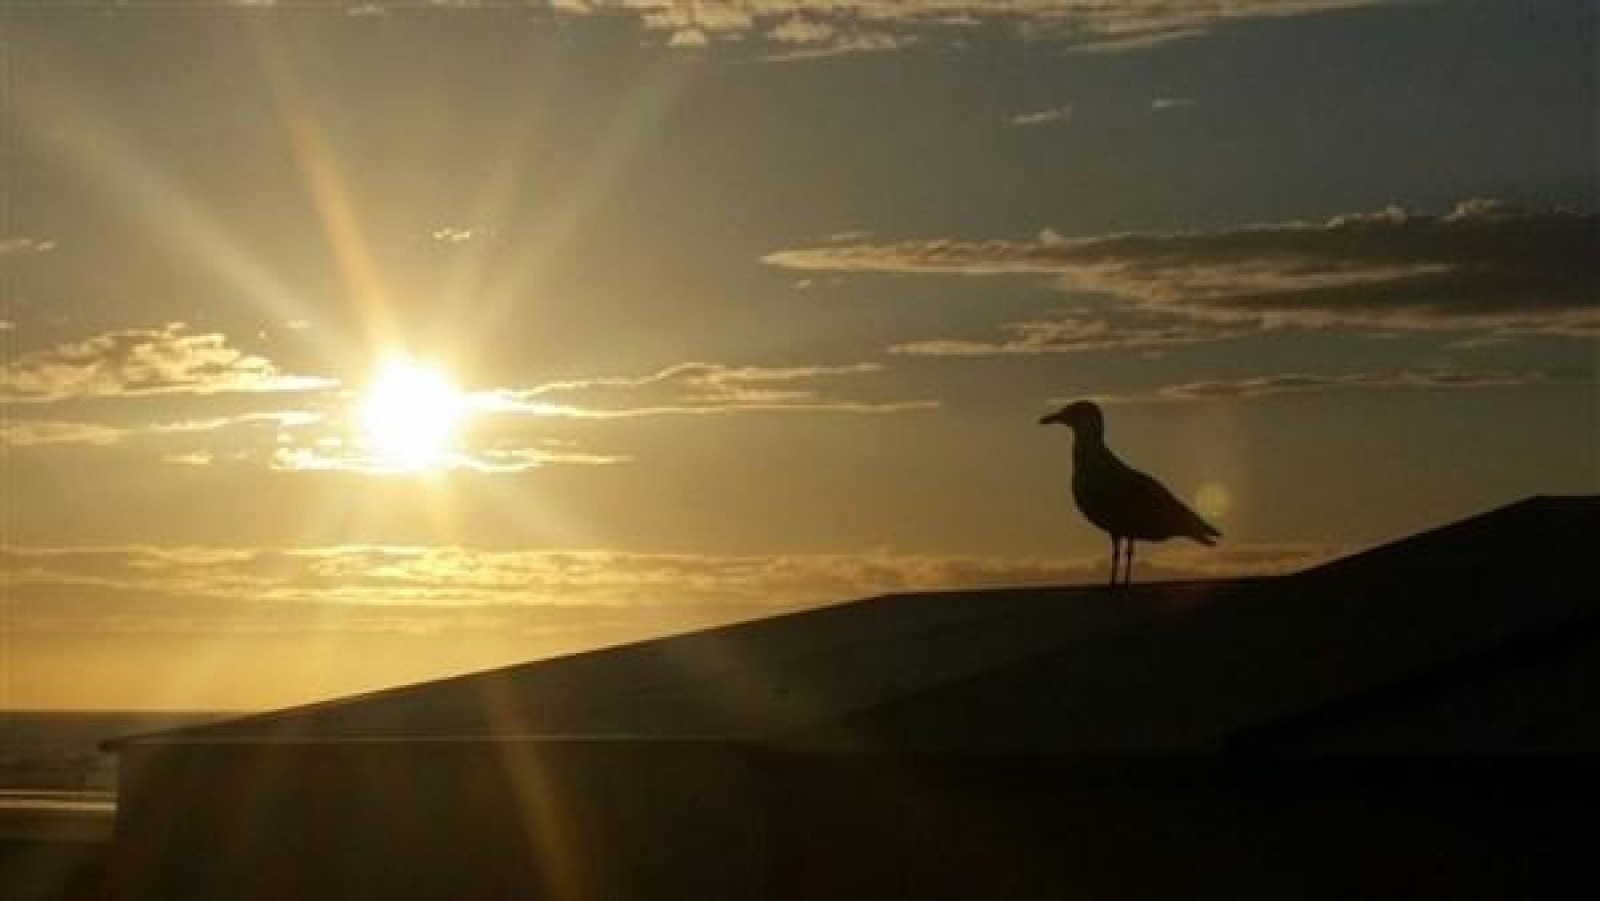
[
  {"xmin": 550, "ymin": 1, "xmax": 1388, "ymax": 57},
  {"xmin": 429, "ymin": 225, "xmax": 496, "ymax": 244},
  {"xmin": 1010, "ymin": 105, "xmax": 1073, "ymax": 126},
  {"xmin": 765, "ymin": 199, "xmax": 1600, "ymax": 336},
  {"xmin": 1, "ymin": 409, "xmax": 325, "ymax": 449},
  {"xmin": 768, "ymin": 15, "xmax": 836, "ymax": 45},
  {"xmin": 668, "ymin": 27, "xmax": 711, "ymax": 47},
  {"xmin": 764, "ymin": 29, "xmax": 916, "ymax": 60},
  {"xmin": 1, "ymin": 420, "xmax": 130, "ymax": 447},
  {"xmin": 0, "ymin": 398, "xmax": 621, "ymax": 473},
  {"xmin": 0, "ymin": 237, "xmax": 56, "ymax": 256},
  {"xmin": 475, "ymin": 361, "xmax": 939, "ymax": 418},
  {"xmin": 1156, "ymin": 368, "xmax": 1553, "ymax": 401},
  {"xmin": 1, "ymin": 323, "xmax": 339, "ymax": 403},
  {"xmin": 2, "ymin": 348, "xmax": 923, "ymax": 471},
  {"xmin": 1067, "ymin": 27, "xmax": 1207, "ymax": 53},
  {"xmin": 1, "ymin": 539, "xmax": 1343, "ymax": 637},
  {"xmin": 892, "ymin": 315, "xmax": 1247, "ymax": 356},
  {"xmin": 268, "ymin": 442, "xmax": 630, "ymax": 475}
]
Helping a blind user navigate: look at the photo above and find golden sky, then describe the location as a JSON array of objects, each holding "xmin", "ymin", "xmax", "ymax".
[{"xmin": 2, "ymin": 1, "xmax": 1595, "ymax": 709}]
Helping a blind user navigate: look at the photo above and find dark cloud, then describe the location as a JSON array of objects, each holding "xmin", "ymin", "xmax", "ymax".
[
  {"xmin": 548, "ymin": 1, "xmax": 1389, "ymax": 58},
  {"xmin": 766, "ymin": 200, "xmax": 1600, "ymax": 336},
  {"xmin": 1157, "ymin": 368, "xmax": 1551, "ymax": 401},
  {"xmin": 892, "ymin": 315, "xmax": 1247, "ymax": 356}
]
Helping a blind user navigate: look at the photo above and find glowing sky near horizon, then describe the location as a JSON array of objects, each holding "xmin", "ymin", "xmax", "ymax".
[{"xmin": 1, "ymin": 1, "xmax": 1594, "ymax": 709}]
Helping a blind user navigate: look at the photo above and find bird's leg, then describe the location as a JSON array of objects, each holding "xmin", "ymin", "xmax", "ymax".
[
  {"xmin": 1108, "ymin": 537, "xmax": 1121, "ymax": 588},
  {"xmin": 1125, "ymin": 540, "xmax": 1136, "ymax": 585}
]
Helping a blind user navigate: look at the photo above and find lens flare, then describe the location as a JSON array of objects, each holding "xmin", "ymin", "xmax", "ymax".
[{"xmin": 1195, "ymin": 481, "xmax": 1233, "ymax": 519}]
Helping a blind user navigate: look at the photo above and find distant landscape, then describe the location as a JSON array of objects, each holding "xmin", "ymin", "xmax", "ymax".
[{"xmin": 0, "ymin": 712, "xmax": 231, "ymax": 794}]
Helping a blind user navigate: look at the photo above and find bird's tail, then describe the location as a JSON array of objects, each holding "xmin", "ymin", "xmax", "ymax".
[{"xmin": 1190, "ymin": 519, "xmax": 1222, "ymax": 546}]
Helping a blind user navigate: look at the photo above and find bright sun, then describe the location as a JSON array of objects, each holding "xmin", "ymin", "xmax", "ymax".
[{"xmin": 360, "ymin": 357, "xmax": 466, "ymax": 469}]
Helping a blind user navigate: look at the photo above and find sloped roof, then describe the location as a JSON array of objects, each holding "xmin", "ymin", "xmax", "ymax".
[
  {"xmin": 794, "ymin": 495, "xmax": 1600, "ymax": 752},
  {"xmin": 110, "ymin": 496, "xmax": 1598, "ymax": 753}
]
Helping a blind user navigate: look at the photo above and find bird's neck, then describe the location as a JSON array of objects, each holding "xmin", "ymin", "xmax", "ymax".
[{"xmin": 1072, "ymin": 429, "xmax": 1109, "ymax": 465}]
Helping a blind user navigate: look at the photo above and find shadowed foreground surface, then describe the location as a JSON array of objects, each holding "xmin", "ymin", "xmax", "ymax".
[{"xmin": 14, "ymin": 496, "xmax": 1594, "ymax": 899}]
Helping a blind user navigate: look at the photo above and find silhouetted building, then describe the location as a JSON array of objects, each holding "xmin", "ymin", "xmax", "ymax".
[{"xmin": 103, "ymin": 496, "xmax": 1600, "ymax": 900}]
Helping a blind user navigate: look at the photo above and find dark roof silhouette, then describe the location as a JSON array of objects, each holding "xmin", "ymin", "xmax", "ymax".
[
  {"xmin": 108, "ymin": 495, "xmax": 1597, "ymax": 754},
  {"xmin": 99, "ymin": 496, "xmax": 1599, "ymax": 901}
]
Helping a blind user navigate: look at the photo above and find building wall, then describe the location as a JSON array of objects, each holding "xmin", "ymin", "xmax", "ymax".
[
  {"xmin": 105, "ymin": 742, "xmax": 1591, "ymax": 900},
  {"xmin": 107, "ymin": 741, "xmax": 776, "ymax": 900}
]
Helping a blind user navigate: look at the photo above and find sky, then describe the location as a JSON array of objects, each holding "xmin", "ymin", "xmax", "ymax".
[{"xmin": 1, "ymin": 0, "xmax": 1595, "ymax": 710}]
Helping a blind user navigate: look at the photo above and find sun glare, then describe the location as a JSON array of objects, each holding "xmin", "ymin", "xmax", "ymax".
[{"xmin": 360, "ymin": 358, "xmax": 466, "ymax": 470}]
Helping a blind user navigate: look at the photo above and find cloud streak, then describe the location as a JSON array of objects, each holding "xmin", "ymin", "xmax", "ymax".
[
  {"xmin": 0, "ymin": 236, "xmax": 56, "ymax": 256},
  {"xmin": 766, "ymin": 199, "xmax": 1600, "ymax": 336},
  {"xmin": 1, "ymin": 323, "xmax": 338, "ymax": 403},
  {"xmin": 267, "ymin": 441, "xmax": 630, "ymax": 475},
  {"xmin": 892, "ymin": 315, "xmax": 1247, "ymax": 356},
  {"xmin": 2, "ymin": 540, "xmax": 1342, "ymax": 636},
  {"xmin": 1, "ymin": 410, "xmax": 322, "ymax": 449},
  {"xmin": 475, "ymin": 361, "xmax": 939, "ymax": 418},
  {"xmin": 1155, "ymin": 368, "xmax": 1555, "ymax": 401},
  {"xmin": 1, "ymin": 420, "xmax": 130, "ymax": 447},
  {"xmin": 1010, "ymin": 105, "xmax": 1073, "ymax": 127},
  {"xmin": 2, "ymin": 342, "xmax": 923, "ymax": 470}
]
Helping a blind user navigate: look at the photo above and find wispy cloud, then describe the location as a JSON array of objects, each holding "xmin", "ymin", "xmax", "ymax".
[
  {"xmin": 1, "ymin": 410, "xmax": 322, "ymax": 449},
  {"xmin": 766, "ymin": 199, "xmax": 1600, "ymax": 337},
  {"xmin": 1156, "ymin": 368, "xmax": 1554, "ymax": 401},
  {"xmin": 476, "ymin": 361, "xmax": 939, "ymax": 418},
  {"xmin": 0, "ymin": 236, "xmax": 56, "ymax": 256},
  {"xmin": 1, "ymin": 420, "xmax": 129, "ymax": 447},
  {"xmin": 0, "ymin": 323, "xmax": 338, "ymax": 403},
  {"xmin": 1067, "ymin": 27, "xmax": 1206, "ymax": 53},
  {"xmin": 0, "ymin": 405, "xmax": 624, "ymax": 473},
  {"xmin": 163, "ymin": 450, "xmax": 216, "ymax": 466},
  {"xmin": 267, "ymin": 441, "xmax": 630, "ymax": 475},
  {"xmin": 1, "ymin": 540, "xmax": 1343, "ymax": 637},
  {"xmin": 1, "ymin": 342, "xmax": 920, "ymax": 469},
  {"xmin": 429, "ymin": 225, "xmax": 496, "ymax": 244},
  {"xmin": 1010, "ymin": 105, "xmax": 1073, "ymax": 126},
  {"xmin": 165, "ymin": 359, "xmax": 931, "ymax": 472},
  {"xmin": 892, "ymin": 314, "xmax": 1247, "ymax": 356}
]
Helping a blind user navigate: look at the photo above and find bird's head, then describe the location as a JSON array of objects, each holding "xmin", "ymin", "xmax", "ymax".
[{"xmin": 1039, "ymin": 400, "xmax": 1104, "ymax": 435}]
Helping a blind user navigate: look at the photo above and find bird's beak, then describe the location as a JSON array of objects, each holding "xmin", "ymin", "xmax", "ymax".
[{"xmin": 1039, "ymin": 413, "xmax": 1060, "ymax": 425}]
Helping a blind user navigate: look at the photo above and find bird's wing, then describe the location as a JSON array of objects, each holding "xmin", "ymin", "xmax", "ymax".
[{"xmin": 1122, "ymin": 466, "xmax": 1222, "ymax": 543}]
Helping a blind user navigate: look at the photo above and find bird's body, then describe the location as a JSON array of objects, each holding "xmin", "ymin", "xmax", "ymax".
[
  {"xmin": 1041, "ymin": 400, "xmax": 1220, "ymax": 585},
  {"xmin": 1072, "ymin": 439, "xmax": 1219, "ymax": 545}
]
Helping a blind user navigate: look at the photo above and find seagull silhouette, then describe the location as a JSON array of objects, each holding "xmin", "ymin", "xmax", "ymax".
[{"xmin": 1040, "ymin": 400, "xmax": 1220, "ymax": 586}]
